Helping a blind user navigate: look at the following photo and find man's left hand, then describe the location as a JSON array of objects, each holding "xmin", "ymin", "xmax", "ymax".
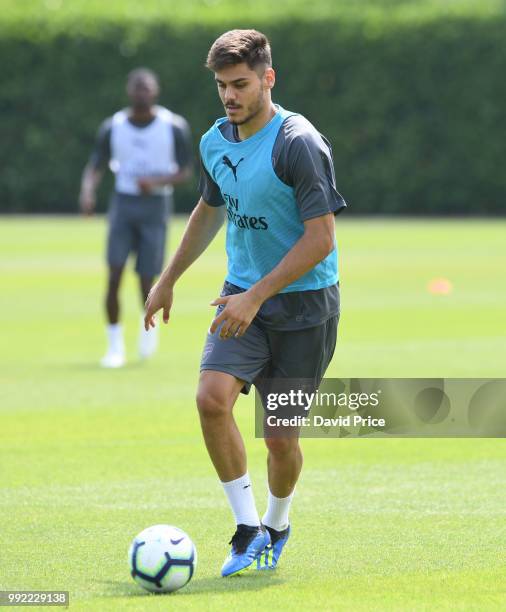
[
  {"xmin": 138, "ymin": 177, "xmax": 156, "ymax": 194},
  {"xmin": 209, "ymin": 291, "xmax": 262, "ymax": 339}
]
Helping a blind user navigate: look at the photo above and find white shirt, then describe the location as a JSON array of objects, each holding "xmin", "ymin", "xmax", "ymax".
[{"xmin": 110, "ymin": 105, "xmax": 179, "ymax": 196}]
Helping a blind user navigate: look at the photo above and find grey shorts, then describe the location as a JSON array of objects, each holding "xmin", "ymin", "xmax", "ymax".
[
  {"xmin": 107, "ymin": 192, "xmax": 171, "ymax": 277},
  {"xmin": 200, "ymin": 308, "xmax": 338, "ymax": 399}
]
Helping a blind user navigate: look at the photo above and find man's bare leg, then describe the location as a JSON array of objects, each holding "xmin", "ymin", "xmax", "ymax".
[
  {"xmin": 197, "ymin": 370, "xmax": 270, "ymax": 575},
  {"xmin": 265, "ymin": 436, "xmax": 303, "ymax": 499},
  {"xmin": 105, "ymin": 265, "xmax": 124, "ymax": 324},
  {"xmin": 196, "ymin": 370, "xmax": 248, "ymax": 481},
  {"xmin": 101, "ymin": 265, "xmax": 125, "ymax": 367},
  {"xmin": 257, "ymin": 431, "xmax": 301, "ymax": 564}
]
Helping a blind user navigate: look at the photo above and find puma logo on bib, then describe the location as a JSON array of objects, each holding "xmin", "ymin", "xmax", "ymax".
[{"xmin": 222, "ymin": 155, "xmax": 244, "ymax": 182}]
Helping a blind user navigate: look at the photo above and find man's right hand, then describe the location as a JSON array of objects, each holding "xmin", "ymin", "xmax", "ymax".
[
  {"xmin": 144, "ymin": 281, "xmax": 174, "ymax": 330},
  {"xmin": 79, "ymin": 191, "xmax": 96, "ymax": 216}
]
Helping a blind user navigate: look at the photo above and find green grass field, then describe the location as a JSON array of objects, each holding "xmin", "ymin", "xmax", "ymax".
[{"xmin": 1, "ymin": 216, "xmax": 505, "ymax": 610}]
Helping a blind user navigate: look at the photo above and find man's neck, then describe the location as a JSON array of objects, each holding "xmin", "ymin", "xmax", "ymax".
[
  {"xmin": 128, "ymin": 107, "xmax": 156, "ymax": 123},
  {"xmin": 237, "ymin": 102, "xmax": 276, "ymax": 141}
]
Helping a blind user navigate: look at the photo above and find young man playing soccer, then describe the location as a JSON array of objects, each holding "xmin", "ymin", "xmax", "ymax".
[
  {"xmin": 144, "ymin": 30, "xmax": 346, "ymax": 575},
  {"xmin": 79, "ymin": 68, "xmax": 193, "ymax": 368}
]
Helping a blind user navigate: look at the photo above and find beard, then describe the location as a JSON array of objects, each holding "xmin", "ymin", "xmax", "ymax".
[{"xmin": 227, "ymin": 88, "xmax": 265, "ymax": 126}]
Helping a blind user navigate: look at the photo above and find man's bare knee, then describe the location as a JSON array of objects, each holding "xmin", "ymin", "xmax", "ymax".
[
  {"xmin": 265, "ymin": 436, "xmax": 300, "ymax": 459},
  {"xmin": 196, "ymin": 371, "xmax": 244, "ymax": 422},
  {"xmin": 196, "ymin": 389, "xmax": 230, "ymax": 421}
]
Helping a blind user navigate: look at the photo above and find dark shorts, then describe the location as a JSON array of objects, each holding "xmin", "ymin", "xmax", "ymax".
[
  {"xmin": 107, "ymin": 192, "xmax": 172, "ymax": 277},
  {"xmin": 200, "ymin": 309, "xmax": 339, "ymax": 401}
]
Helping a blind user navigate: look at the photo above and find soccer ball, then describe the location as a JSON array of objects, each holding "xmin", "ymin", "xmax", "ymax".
[{"xmin": 128, "ymin": 524, "xmax": 197, "ymax": 593}]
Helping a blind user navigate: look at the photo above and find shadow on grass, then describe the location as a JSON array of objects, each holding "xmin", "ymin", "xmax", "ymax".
[{"xmin": 94, "ymin": 571, "xmax": 285, "ymax": 598}]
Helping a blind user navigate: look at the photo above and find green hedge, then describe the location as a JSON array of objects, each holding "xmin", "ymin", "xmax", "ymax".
[{"xmin": 1, "ymin": 15, "xmax": 505, "ymax": 214}]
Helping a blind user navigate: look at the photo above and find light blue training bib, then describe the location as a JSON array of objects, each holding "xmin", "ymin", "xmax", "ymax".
[{"xmin": 200, "ymin": 105, "xmax": 338, "ymax": 292}]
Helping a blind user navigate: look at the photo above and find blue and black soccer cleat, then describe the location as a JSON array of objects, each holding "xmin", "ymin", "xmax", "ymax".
[
  {"xmin": 221, "ymin": 524, "xmax": 271, "ymax": 577},
  {"xmin": 255, "ymin": 524, "xmax": 291, "ymax": 570}
]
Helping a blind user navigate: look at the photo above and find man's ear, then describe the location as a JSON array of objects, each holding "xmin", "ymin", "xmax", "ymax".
[{"xmin": 264, "ymin": 67, "xmax": 276, "ymax": 89}]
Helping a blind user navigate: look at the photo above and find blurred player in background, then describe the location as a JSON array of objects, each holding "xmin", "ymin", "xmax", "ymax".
[
  {"xmin": 79, "ymin": 68, "xmax": 193, "ymax": 368},
  {"xmin": 145, "ymin": 30, "xmax": 346, "ymax": 576}
]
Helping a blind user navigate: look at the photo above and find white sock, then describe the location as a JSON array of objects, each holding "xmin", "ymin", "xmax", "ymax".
[
  {"xmin": 262, "ymin": 489, "xmax": 294, "ymax": 531},
  {"xmin": 221, "ymin": 473, "xmax": 260, "ymax": 527},
  {"xmin": 107, "ymin": 323, "xmax": 124, "ymax": 353},
  {"xmin": 139, "ymin": 313, "xmax": 157, "ymax": 336},
  {"xmin": 139, "ymin": 315, "xmax": 158, "ymax": 356}
]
